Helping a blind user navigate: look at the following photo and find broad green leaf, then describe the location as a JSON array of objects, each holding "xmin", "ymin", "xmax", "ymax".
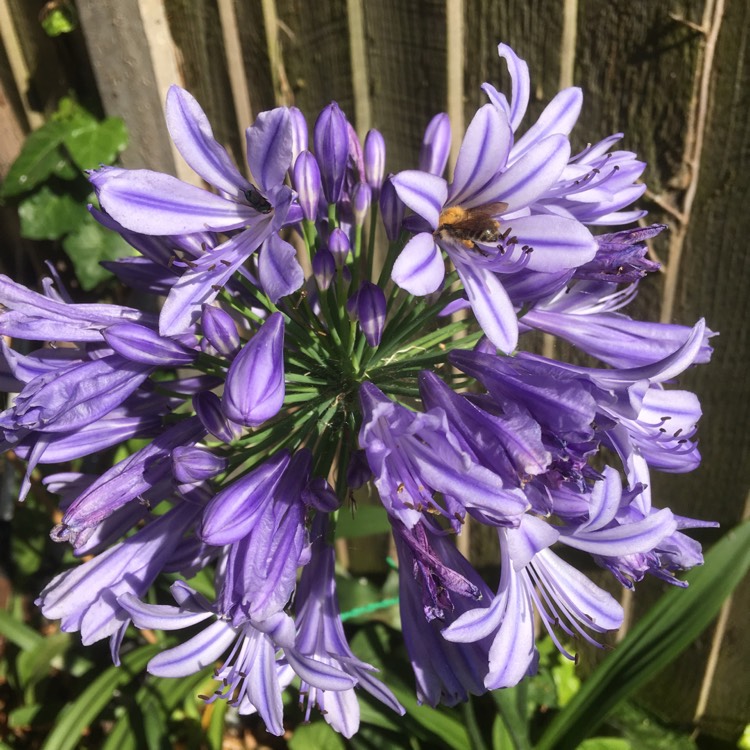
[
  {"xmin": 63, "ymin": 116, "xmax": 128, "ymax": 171},
  {"xmin": 1, "ymin": 121, "xmax": 69, "ymax": 197},
  {"xmin": 289, "ymin": 721, "xmax": 347, "ymax": 750},
  {"xmin": 8, "ymin": 703, "xmax": 42, "ymax": 729},
  {"xmin": 578, "ymin": 740, "xmax": 632, "ymax": 750},
  {"xmin": 0, "ymin": 610, "xmax": 44, "ymax": 651},
  {"xmin": 18, "ymin": 186, "xmax": 88, "ymax": 240},
  {"xmin": 101, "ymin": 667, "xmax": 212, "ymax": 750},
  {"xmin": 41, "ymin": 644, "xmax": 159, "ymax": 750},
  {"xmin": 535, "ymin": 520, "xmax": 750, "ymax": 750},
  {"xmin": 62, "ymin": 213, "xmax": 134, "ymax": 290},
  {"xmin": 17, "ymin": 631, "xmax": 71, "ymax": 695}
]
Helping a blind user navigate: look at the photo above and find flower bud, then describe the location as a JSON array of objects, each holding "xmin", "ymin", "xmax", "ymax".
[
  {"xmin": 193, "ymin": 391, "xmax": 242, "ymax": 443},
  {"xmin": 352, "ymin": 182, "xmax": 371, "ymax": 227},
  {"xmin": 364, "ymin": 129, "xmax": 386, "ymax": 195},
  {"xmin": 312, "ymin": 248, "xmax": 336, "ymax": 290},
  {"xmin": 328, "ymin": 227, "xmax": 351, "ymax": 268},
  {"xmin": 356, "ymin": 281, "xmax": 387, "ymax": 346},
  {"xmin": 313, "ymin": 102, "xmax": 349, "ymax": 203},
  {"xmin": 302, "ymin": 477, "xmax": 340, "ymax": 511},
  {"xmin": 201, "ymin": 304, "xmax": 240, "ymax": 357},
  {"xmin": 379, "ymin": 175, "xmax": 405, "ymax": 242},
  {"xmin": 293, "ymin": 151, "xmax": 322, "ymax": 221},
  {"xmin": 419, "ymin": 112, "xmax": 451, "ymax": 176},
  {"xmin": 289, "ymin": 106, "xmax": 308, "ymax": 161},
  {"xmin": 346, "ymin": 449, "xmax": 372, "ymax": 489},
  {"xmin": 172, "ymin": 446, "xmax": 227, "ymax": 483},
  {"xmin": 222, "ymin": 313, "xmax": 285, "ymax": 427}
]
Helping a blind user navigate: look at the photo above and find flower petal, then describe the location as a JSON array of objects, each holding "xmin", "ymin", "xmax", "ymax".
[
  {"xmin": 455, "ymin": 260, "xmax": 518, "ymax": 354},
  {"xmin": 166, "ymin": 86, "xmax": 250, "ymax": 196},
  {"xmin": 505, "ymin": 214, "xmax": 597, "ymax": 272},
  {"xmin": 449, "ymin": 104, "xmax": 512, "ymax": 206},
  {"xmin": 246, "ymin": 108, "xmax": 294, "ymax": 191},
  {"xmin": 392, "ymin": 233, "xmax": 445, "ymax": 295},
  {"xmin": 490, "ymin": 135, "xmax": 571, "ymax": 212},
  {"xmin": 148, "ymin": 619, "xmax": 236, "ymax": 677},
  {"xmin": 258, "ymin": 235, "xmax": 305, "ymax": 302},
  {"xmin": 510, "ymin": 87, "xmax": 583, "ymax": 163},
  {"xmin": 98, "ymin": 170, "xmax": 255, "ymax": 234},
  {"xmin": 391, "ymin": 171, "xmax": 448, "ymax": 228}
]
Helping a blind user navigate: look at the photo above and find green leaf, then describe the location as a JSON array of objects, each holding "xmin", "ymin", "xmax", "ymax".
[
  {"xmin": 19, "ymin": 186, "xmax": 88, "ymax": 240},
  {"xmin": 492, "ymin": 687, "xmax": 531, "ymax": 750},
  {"xmin": 40, "ymin": 4, "xmax": 77, "ymax": 36},
  {"xmin": 62, "ymin": 212, "xmax": 135, "ymax": 290},
  {"xmin": 0, "ymin": 609, "xmax": 44, "ymax": 651},
  {"xmin": 1, "ymin": 121, "xmax": 69, "ymax": 197},
  {"xmin": 17, "ymin": 631, "xmax": 71, "ymax": 693},
  {"xmin": 289, "ymin": 721, "xmax": 347, "ymax": 750},
  {"xmin": 578, "ymin": 740, "xmax": 632, "ymax": 750},
  {"xmin": 204, "ymin": 697, "xmax": 228, "ymax": 750},
  {"xmin": 63, "ymin": 115, "xmax": 128, "ymax": 171},
  {"xmin": 535, "ymin": 520, "xmax": 750, "ymax": 750},
  {"xmin": 8, "ymin": 704, "xmax": 42, "ymax": 729},
  {"xmin": 41, "ymin": 644, "xmax": 160, "ymax": 750}
]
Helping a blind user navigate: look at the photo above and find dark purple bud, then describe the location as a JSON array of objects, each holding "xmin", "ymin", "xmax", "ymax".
[
  {"xmin": 346, "ymin": 288, "xmax": 359, "ymax": 320},
  {"xmin": 357, "ymin": 281, "xmax": 387, "ymax": 346},
  {"xmin": 222, "ymin": 313, "xmax": 285, "ymax": 427},
  {"xmin": 346, "ymin": 449, "xmax": 372, "ymax": 489},
  {"xmin": 193, "ymin": 391, "xmax": 242, "ymax": 443},
  {"xmin": 313, "ymin": 102, "xmax": 349, "ymax": 203},
  {"xmin": 293, "ymin": 151, "xmax": 322, "ymax": 221},
  {"xmin": 312, "ymin": 248, "xmax": 336, "ymax": 290},
  {"xmin": 380, "ymin": 175, "xmax": 405, "ymax": 242},
  {"xmin": 201, "ymin": 304, "xmax": 240, "ymax": 357},
  {"xmin": 172, "ymin": 446, "xmax": 227, "ymax": 483},
  {"xmin": 352, "ymin": 182, "xmax": 371, "ymax": 227},
  {"xmin": 328, "ymin": 227, "xmax": 351, "ymax": 268},
  {"xmin": 419, "ymin": 112, "xmax": 451, "ymax": 176},
  {"xmin": 289, "ymin": 106, "xmax": 308, "ymax": 161},
  {"xmin": 364, "ymin": 129, "xmax": 386, "ymax": 195},
  {"xmin": 302, "ymin": 477, "xmax": 340, "ymax": 511},
  {"xmin": 103, "ymin": 323, "xmax": 196, "ymax": 366}
]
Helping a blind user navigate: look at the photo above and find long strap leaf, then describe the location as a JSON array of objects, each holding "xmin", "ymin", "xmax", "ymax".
[{"xmin": 535, "ymin": 520, "xmax": 750, "ymax": 750}]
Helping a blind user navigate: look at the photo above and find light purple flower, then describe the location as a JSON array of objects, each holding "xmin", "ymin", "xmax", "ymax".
[{"xmin": 93, "ymin": 87, "xmax": 303, "ymax": 334}]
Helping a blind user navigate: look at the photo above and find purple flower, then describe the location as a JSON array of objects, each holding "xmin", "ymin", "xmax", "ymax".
[
  {"xmin": 93, "ymin": 87, "xmax": 303, "ymax": 334},
  {"xmin": 392, "ymin": 97, "xmax": 596, "ymax": 351},
  {"xmin": 392, "ymin": 519, "xmax": 493, "ymax": 706},
  {"xmin": 38, "ymin": 498, "xmax": 204, "ymax": 662},
  {"xmin": 359, "ymin": 382, "xmax": 528, "ymax": 529},
  {"xmin": 294, "ymin": 514, "xmax": 404, "ymax": 736},
  {"xmin": 443, "ymin": 514, "xmax": 623, "ymax": 688},
  {"xmin": 355, "ymin": 281, "xmax": 387, "ymax": 346},
  {"xmin": 119, "ymin": 584, "xmax": 355, "ymax": 736}
]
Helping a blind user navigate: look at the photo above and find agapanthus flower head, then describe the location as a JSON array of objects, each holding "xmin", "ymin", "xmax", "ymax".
[{"xmin": 1, "ymin": 41, "xmax": 717, "ymax": 739}]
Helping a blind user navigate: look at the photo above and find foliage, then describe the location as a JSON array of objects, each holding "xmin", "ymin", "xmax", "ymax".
[{"xmin": 0, "ymin": 98, "xmax": 132, "ymax": 289}]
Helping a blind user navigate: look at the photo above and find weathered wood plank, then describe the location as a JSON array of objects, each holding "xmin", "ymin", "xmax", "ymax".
[{"xmin": 76, "ymin": 0, "xmax": 181, "ymax": 175}]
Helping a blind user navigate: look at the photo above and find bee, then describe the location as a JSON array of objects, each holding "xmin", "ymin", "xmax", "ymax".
[
  {"xmin": 434, "ymin": 202, "xmax": 508, "ymax": 249},
  {"xmin": 243, "ymin": 186, "xmax": 272, "ymax": 214}
]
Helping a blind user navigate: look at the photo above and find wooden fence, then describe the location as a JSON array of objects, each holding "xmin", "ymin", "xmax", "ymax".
[{"xmin": 0, "ymin": 0, "xmax": 748, "ymax": 741}]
